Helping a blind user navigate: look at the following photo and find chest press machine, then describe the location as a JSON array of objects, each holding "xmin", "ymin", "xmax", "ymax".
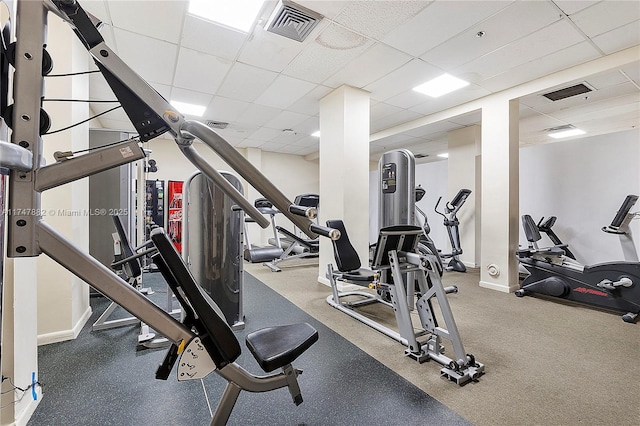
[{"xmin": 0, "ymin": 0, "xmax": 341, "ymax": 423}]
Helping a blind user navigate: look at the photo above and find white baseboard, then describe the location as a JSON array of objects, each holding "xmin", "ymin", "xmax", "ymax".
[
  {"xmin": 37, "ymin": 306, "xmax": 92, "ymax": 346},
  {"xmin": 479, "ymin": 280, "xmax": 518, "ymax": 293},
  {"xmin": 15, "ymin": 388, "xmax": 42, "ymax": 426}
]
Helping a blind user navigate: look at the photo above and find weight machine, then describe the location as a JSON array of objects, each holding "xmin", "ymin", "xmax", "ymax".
[
  {"xmin": 0, "ymin": 0, "xmax": 341, "ymax": 423},
  {"xmin": 325, "ymin": 220, "xmax": 484, "ymax": 385}
]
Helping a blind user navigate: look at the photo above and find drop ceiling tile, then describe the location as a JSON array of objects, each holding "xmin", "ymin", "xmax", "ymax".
[
  {"xmin": 288, "ymin": 85, "xmax": 333, "ymax": 116},
  {"xmin": 169, "ymin": 87, "xmax": 213, "ymax": 109},
  {"xmin": 371, "ymin": 109, "xmax": 423, "ymax": 133},
  {"xmin": 148, "ymin": 83, "xmax": 172, "ymax": 100},
  {"xmin": 297, "ymin": 1, "xmax": 348, "ymax": 19},
  {"xmin": 409, "ymin": 84, "xmax": 490, "ymax": 116},
  {"xmin": 108, "ymin": 0, "xmax": 187, "ymax": 43},
  {"xmin": 264, "ymin": 110, "xmax": 312, "ymax": 130},
  {"xmin": 236, "ymin": 103, "xmax": 282, "ymax": 126},
  {"xmin": 454, "ymin": 20, "xmax": 585, "ymax": 84},
  {"xmin": 206, "ymin": 96, "xmax": 251, "ymax": 123},
  {"xmin": 174, "ymin": 48, "xmax": 233, "ymax": 94},
  {"xmin": 113, "ymin": 29, "xmax": 178, "ymax": 86},
  {"xmin": 478, "ymin": 41, "xmax": 600, "ymax": 93},
  {"xmin": 364, "ymin": 59, "xmax": 441, "ymax": 102},
  {"xmin": 216, "ymin": 62, "xmax": 278, "ymax": 102},
  {"xmin": 323, "ymin": 43, "xmax": 412, "ymax": 89},
  {"xmin": 370, "ymin": 102, "xmax": 404, "ymax": 121},
  {"xmin": 592, "ymin": 20, "xmax": 640, "ymax": 54},
  {"xmin": 383, "ymin": 1, "xmax": 513, "ymax": 57},
  {"xmin": 570, "ymin": 1, "xmax": 640, "ymax": 38},
  {"xmin": 332, "ymin": 1, "xmax": 428, "ymax": 41},
  {"xmin": 283, "ymin": 23, "xmax": 374, "ymax": 84},
  {"xmin": 384, "ymin": 90, "xmax": 431, "ymax": 110},
  {"xmin": 421, "ymin": 1, "xmax": 562, "ymax": 71},
  {"xmin": 553, "ymin": 1, "xmax": 600, "ymax": 16},
  {"xmin": 247, "ymin": 127, "xmax": 282, "ymax": 142},
  {"xmin": 254, "ymin": 75, "xmax": 317, "ymax": 109},
  {"xmin": 237, "ymin": 25, "xmax": 318, "ymax": 73},
  {"xmin": 236, "ymin": 138, "xmax": 264, "ymax": 149},
  {"xmin": 403, "ymin": 120, "xmax": 464, "ymax": 138},
  {"xmin": 294, "ymin": 117, "xmax": 320, "ymax": 135},
  {"xmin": 181, "ymin": 15, "xmax": 246, "ymax": 60}
]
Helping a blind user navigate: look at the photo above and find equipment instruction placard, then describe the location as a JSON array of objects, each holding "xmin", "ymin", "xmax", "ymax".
[{"xmin": 381, "ymin": 163, "xmax": 396, "ymax": 193}]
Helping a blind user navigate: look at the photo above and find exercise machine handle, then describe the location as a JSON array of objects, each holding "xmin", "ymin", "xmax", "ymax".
[
  {"xmin": 181, "ymin": 121, "xmax": 319, "ymax": 239},
  {"xmin": 289, "ymin": 204, "xmax": 317, "ymax": 219},
  {"xmin": 310, "ymin": 224, "xmax": 341, "ymax": 241}
]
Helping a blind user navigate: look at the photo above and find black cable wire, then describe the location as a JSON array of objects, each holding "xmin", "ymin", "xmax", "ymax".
[
  {"xmin": 45, "ymin": 70, "xmax": 101, "ymax": 77},
  {"xmin": 71, "ymin": 135, "xmax": 140, "ymax": 156},
  {"xmin": 43, "ymin": 105, "xmax": 122, "ymax": 135}
]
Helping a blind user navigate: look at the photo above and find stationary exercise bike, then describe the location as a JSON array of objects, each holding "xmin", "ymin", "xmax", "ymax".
[
  {"xmin": 434, "ymin": 189, "xmax": 471, "ymax": 272},
  {"xmin": 516, "ymin": 195, "xmax": 640, "ymax": 323}
]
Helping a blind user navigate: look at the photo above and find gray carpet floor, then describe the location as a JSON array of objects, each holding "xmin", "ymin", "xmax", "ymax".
[{"xmin": 245, "ymin": 260, "xmax": 640, "ymax": 426}]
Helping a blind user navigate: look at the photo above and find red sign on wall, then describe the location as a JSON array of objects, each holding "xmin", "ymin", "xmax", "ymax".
[{"xmin": 167, "ymin": 180, "xmax": 183, "ymax": 253}]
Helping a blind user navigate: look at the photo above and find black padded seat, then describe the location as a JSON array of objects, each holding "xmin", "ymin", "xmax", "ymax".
[
  {"xmin": 246, "ymin": 323, "xmax": 318, "ymax": 372},
  {"xmin": 339, "ymin": 269, "xmax": 376, "ymax": 282}
]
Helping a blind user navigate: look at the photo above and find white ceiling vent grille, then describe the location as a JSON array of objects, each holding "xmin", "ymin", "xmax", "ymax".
[{"xmin": 266, "ymin": 1, "xmax": 323, "ymax": 42}]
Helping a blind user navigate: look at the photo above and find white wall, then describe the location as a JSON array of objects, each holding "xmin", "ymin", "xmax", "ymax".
[
  {"xmin": 369, "ymin": 129, "xmax": 640, "ymax": 266},
  {"xmin": 519, "ymin": 129, "xmax": 640, "ymax": 265}
]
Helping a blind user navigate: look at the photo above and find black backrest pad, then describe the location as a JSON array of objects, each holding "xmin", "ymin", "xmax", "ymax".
[
  {"xmin": 112, "ymin": 215, "xmax": 142, "ymax": 278},
  {"xmin": 371, "ymin": 225, "xmax": 422, "ymax": 268},
  {"xmin": 150, "ymin": 228, "xmax": 241, "ymax": 367},
  {"xmin": 326, "ymin": 220, "xmax": 361, "ymax": 272},
  {"xmin": 522, "ymin": 215, "xmax": 542, "ymax": 243}
]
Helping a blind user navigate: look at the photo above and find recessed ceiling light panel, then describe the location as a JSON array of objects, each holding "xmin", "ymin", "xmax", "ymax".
[
  {"xmin": 188, "ymin": 0, "xmax": 266, "ymax": 32},
  {"xmin": 170, "ymin": 100, "xmax": 206, "ymax": 117},
  {"xmin": 413, "ymin": 74, "xmax": 470, "ymax": 98}
]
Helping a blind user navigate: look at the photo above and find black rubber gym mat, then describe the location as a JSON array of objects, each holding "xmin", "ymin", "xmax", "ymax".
[{"xmin": 29, "ymin": 272, "xmax": 471, "ymax": 425}]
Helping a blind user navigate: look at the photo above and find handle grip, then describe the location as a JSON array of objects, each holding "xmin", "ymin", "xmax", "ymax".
[
  {"xmin": 289, "ymin": 204, "xmax": 317, "ymax": 219},
  {"xmin": 310, "ymin": 224, "xmax": 341, "ymax": 240}
]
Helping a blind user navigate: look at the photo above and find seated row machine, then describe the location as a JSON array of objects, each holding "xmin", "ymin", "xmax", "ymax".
[{"xmin": 325, "ymin": 220, "xmax": 484, "ymax": 385}]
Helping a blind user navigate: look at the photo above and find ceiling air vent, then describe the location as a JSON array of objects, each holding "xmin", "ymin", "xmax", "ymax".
[
  {"xmin": 542, "ymin": 82, "xmax": 594, "ymax": 101},
  {"xmin": 206, "ymin": 120, "xmax": 228, "ymax": 129},
  {"xmin": 265, "ymin": 0, "xmax": 323, "ymax": 43},
  {"xmin": 414, "ymin": 153, "xmax": 429, "ymax": 159}
]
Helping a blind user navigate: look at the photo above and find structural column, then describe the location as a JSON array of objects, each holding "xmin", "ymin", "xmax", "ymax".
[
  {"xmin": 447, "ymin": 125, "xmax": 481, "ymax": 267},
  {"xmin": 318, "ymin": 86, "xmax": 370, "ymax": 284},
  {"xmin": 479, "ymin": 97, "xmax": 519, "ymax": 292}
]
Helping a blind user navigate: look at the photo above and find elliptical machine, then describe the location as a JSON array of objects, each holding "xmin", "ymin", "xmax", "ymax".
[
  {"xmin": 516, "ymin": 195, "xmax": 640, "ymax": 323},
  {"xmin": 434, "ymin": 189, "xmax": 471, "ymax": 272}
]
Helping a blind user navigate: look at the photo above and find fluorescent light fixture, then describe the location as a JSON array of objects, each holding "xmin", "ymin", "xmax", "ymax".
[
  {"xmin": 188, "ymin": 0, "xmax": 265, "ymax": 32},
  {"xmin": 437, "ymin": 153, "xmax": 449, "ymax": 158},
  {"xmin": 311, "ymin": 131, "xmax": 320, "ymax": 137},
  {"xmin": 170, "ymin": 100, "xmax": 206, "ymax": 117},
  {"xmin": 413, "ymin": 73, "xmax": 470, "ymax": 98},
  {"xmin": 548, "ymin": 126, "xmax": 586, "ymax": 139}
]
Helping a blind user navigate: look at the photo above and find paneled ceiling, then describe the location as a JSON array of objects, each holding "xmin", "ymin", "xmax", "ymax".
[{"xmin": 79, "ymin": 0, "xmax": 640, "ymax": 163}]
